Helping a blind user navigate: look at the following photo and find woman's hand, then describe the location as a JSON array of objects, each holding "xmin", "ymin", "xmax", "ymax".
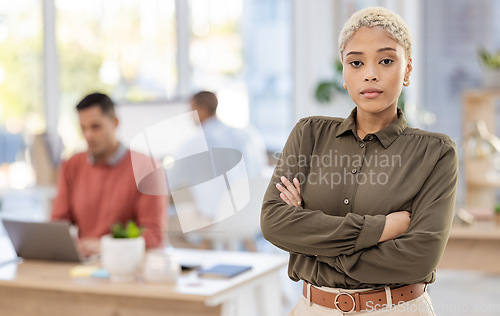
[
  {"xmin": 378, "ymin": 211, "xmax": 411, "ymax": 242},
  {"xmin": 276, "ymin": 176, "xmax": 303, "ymax": 207},
  {"xmin": 275, "ymin": 175, "xmax": 410, "ymax": 242}
]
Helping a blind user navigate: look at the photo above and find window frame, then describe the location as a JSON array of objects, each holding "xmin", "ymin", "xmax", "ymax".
[{"xmin": 43, "ymin": 0, "xmax": 193, "ymax": 140}]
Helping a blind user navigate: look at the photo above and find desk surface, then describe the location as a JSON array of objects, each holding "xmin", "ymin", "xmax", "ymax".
[
  {"xmin": 438, "ymin": 221, "xmax": 500, "ymax": 274},
  {"xmin": 448, "ymin": 221, "xmax": 500, "ymax": 240},
  {"xmin": 0, "ymin": 237, "xmax": 288, "ymax": 305}
]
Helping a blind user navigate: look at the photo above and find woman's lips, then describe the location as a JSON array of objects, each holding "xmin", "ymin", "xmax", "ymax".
[{"xmin": 361, "ymin": 88, "xmax": 383, "ymax": 99}]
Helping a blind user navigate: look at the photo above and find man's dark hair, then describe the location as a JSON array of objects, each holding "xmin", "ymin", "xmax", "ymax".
[
  {"xmin": 76, "ymin": 92, "xmax": 116, "ymax": 117},
  {"xmin": 191, "ymin": 91, "xmax": 218, "ymax": 115}
]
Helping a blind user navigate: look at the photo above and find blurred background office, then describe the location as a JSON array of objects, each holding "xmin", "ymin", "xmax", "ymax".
[{"xmin": 1, "ymin": 0, "xmax": 500, "ymax": 315}]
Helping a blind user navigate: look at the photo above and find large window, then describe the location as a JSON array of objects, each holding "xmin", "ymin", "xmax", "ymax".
[
  {"xmin": 56, "ymin": 0, "xmax": 177, "ymax": 103},
  {"xmin": 1, "ymin": 0, "xmax": 293, "ymax": 188},
  {"xmin": 189, "ymin": 0, "xmax": 243, "ymax": 92},
  {"xmin": 56, "ymin": 0, "xmax": 178, "ymax": 155},
  {"xmin": 189, "ymin": 0, "xmax": 249, "ymax": 128},
  {"xmin": 55, "ymin": 0, "xmax": 292, "ymax": 154},
  {"xmin": 243, "ymin": 0, "xmax": 292, "ymax": 150},
  {"xmin": 187, "ymin": 0, "xmax": 293, "ymax": 149},
  {"xmin": 0, "ymin": 1, "xmax": 43, "ymax": 128},
  {"xmin": 0, "ymin": 1, "xmax": 43, "ymax": 189}
]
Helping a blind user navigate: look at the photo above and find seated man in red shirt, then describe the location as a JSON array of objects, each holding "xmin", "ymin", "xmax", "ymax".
[{"xmin": 51, "ymin": 93, "xmax": 167, "ymax": 257}]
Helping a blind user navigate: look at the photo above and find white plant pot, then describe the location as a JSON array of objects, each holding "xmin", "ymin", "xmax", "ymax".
[
  {"xmin": 482, "ymin": 69, "xmax": 500, "ymax": 89},
  {"xmin": 100, "ymin": 235, "xmax": 145, "ymax": 283}
]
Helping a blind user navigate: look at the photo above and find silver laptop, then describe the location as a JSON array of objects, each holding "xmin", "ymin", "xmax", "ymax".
[{"xmin": 2, "ymin": 219, "xmax": 84, "ymax": 262}]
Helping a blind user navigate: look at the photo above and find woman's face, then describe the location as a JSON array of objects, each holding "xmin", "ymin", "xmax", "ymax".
[{"xmin": 342, "ymin": 26, "xmax": 412, "ymax": 116}]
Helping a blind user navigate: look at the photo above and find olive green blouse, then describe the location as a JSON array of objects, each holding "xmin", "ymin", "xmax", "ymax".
[{"xmin": 261, "ymin": 107, "xmax": 458, "ymax": 289}]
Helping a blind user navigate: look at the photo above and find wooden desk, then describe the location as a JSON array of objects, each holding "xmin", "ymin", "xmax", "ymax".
[
  {"xmin": 0, "ymin": 243, "xmax": 288, "ymax": 316},
  {"xmin": 438, "ymin": 221, "xmax": 500, "ymax": 274}
]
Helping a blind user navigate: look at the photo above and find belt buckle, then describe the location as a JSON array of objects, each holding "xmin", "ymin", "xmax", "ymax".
[{"xmin": 334, "ymin": 292, "xmax": 356, "ymax": 313}]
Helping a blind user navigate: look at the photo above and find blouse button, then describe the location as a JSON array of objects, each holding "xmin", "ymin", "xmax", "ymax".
[
  {"xmin": 343, "ymin": 198, "xmax": 350, "ymax": 205},
  {"xmin": 367, "ymin": 135, "xmax": 374, "ymax": 141},
  {"xmin": 351, "ymin": 169, "xmax": 357, "ymax": 174},
  {"xmin": 360, "ymin": 143, "xmax": 365, "ymax": 148}
]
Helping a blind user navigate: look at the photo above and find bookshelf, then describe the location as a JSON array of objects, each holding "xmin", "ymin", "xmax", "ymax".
[{"xmin": 463, "ymin": 89, "xmax": 500, "ymax": 214}]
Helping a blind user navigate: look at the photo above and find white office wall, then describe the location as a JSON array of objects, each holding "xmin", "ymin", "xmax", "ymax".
[{"xmin": 292, "ymin": 0, "xmax": 353, "ymax": 122}]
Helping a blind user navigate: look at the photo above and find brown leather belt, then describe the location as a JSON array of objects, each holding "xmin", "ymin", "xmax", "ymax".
[{"xmin": 302, "ymin": 281, "xmax": 426, "ymax": 312}]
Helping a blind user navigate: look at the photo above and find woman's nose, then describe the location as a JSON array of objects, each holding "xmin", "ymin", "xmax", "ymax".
[
  {"xmin": 364, "ymin": 74, "xmax": 379, "ymax": 81},
  {"xmin": 363, "ymin": 68, "xmax": 379, "ymax": 82}
]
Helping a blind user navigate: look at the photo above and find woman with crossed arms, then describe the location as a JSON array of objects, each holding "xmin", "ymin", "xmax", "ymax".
[{"xmin": 261, "ymin": 7, "xmax": 457, "ymax": 316}]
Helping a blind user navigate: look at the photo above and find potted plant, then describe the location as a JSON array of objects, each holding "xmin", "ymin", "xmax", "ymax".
[
  {"xmin": 101, "ymin": 221, "xmax": 145, "ymax": 282},
  {"xmin": 495, "ymin": 204, "xmax": 500, "ymax": 225},
  {"xmin": 314, "ymin": 60, "xmax": 348, "ymax": 103},
  {"xmin": 478, "ymin": 48, "xmax": 500, "ymax": 88}
]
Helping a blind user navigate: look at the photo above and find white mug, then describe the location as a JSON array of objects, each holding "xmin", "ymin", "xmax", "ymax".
[{"xmin": 143, "ymin": 251, "xmax": 181, "ymax": 283}]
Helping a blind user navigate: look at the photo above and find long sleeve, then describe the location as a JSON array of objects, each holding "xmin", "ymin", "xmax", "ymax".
[
  {"xmin": 51, "ymin": 160, "xmax": 75, "ymax": 223},
  {"xmin": 135, "ymin": 192, "xmax": 167, "ymax": 249},
  {"xmin": 261, "ymin": 120, "xmax": 386, "ymax": 257},
  {"xmin": 333, "ymin": 140, "xmax": 458, "ymax": 284},
  {"xmin": 52, "ymin": 151, "xmax": 168, "ymax": 249}
]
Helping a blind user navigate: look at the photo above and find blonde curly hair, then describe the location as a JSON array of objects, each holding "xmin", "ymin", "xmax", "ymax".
[{"xmin": 339, "ymin": 7, "xmax": 412, "ymax": 61}]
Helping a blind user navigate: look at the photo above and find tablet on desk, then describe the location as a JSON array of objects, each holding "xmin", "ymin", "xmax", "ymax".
[
  {"xmin": 198, "ymin": 264, "xmax": 252, "ymax": 279},
  {"xmin": 1, "ymin": 219, "xmax": 85, "ymax": 263}
]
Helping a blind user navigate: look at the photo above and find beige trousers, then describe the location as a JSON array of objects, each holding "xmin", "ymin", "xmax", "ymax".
[{"xmin": 289, "ymin": 284, "xmax": 436, "ymax": 316}]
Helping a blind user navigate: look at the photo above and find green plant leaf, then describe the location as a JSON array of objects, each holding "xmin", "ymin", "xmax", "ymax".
[
  {"xmin": 335, "ymin": 60, "xmax": 343, "ymax": 74},
  {"xmin": 315, "ymin": 82, "xmax": 335, "ymax": 103},
  {"xmin": 111, "ymin": 223, "xmax": 126, "ymax": 238},
  {"xmin": 314, "ymin": 59, "xmax": 347, "ymax": 103},
  {"xmin": 125, "ymin": 221, "xmax": 144, "ymax": 238},
  {"xmin": 397, "ymin": 90, "xmax": 405, "ymax": 112},
  {"xmin": 478, "ymin": 48, "xmax": 500, "ymax": 69},
  {"xmin": 111, "ymin": 221, "xmax": 143, "ymax": 238},
  {"xmin": 495, "ymin": 203, "xmax": 500, "ymax": 213}
]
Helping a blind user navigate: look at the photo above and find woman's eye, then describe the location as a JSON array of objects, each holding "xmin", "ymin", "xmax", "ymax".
[
  {"xmin": 380, "ymin": 59, "xmax": 393, "ymax": 65},
  {"xmin": 349, "ymin": 61, "xmax": 362, "ymax": 67}
]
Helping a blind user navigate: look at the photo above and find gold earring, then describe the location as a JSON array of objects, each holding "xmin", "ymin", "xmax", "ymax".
[
  {"xmin": 403, "ymin": 79, "xmax": 410, "ymax": 87},
  {"xmin": 343, "ymin": 83, "xmax": 347, "ymax": 90}
]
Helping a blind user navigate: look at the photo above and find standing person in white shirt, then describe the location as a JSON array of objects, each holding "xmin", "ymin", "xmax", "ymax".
[
  {"xmin": 168, "ymin": 91, "xmax": 268, "ymax": 245},
  {"xmin": 190, "ymin": 91, "xmax": 268, "ymax": 177}
]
